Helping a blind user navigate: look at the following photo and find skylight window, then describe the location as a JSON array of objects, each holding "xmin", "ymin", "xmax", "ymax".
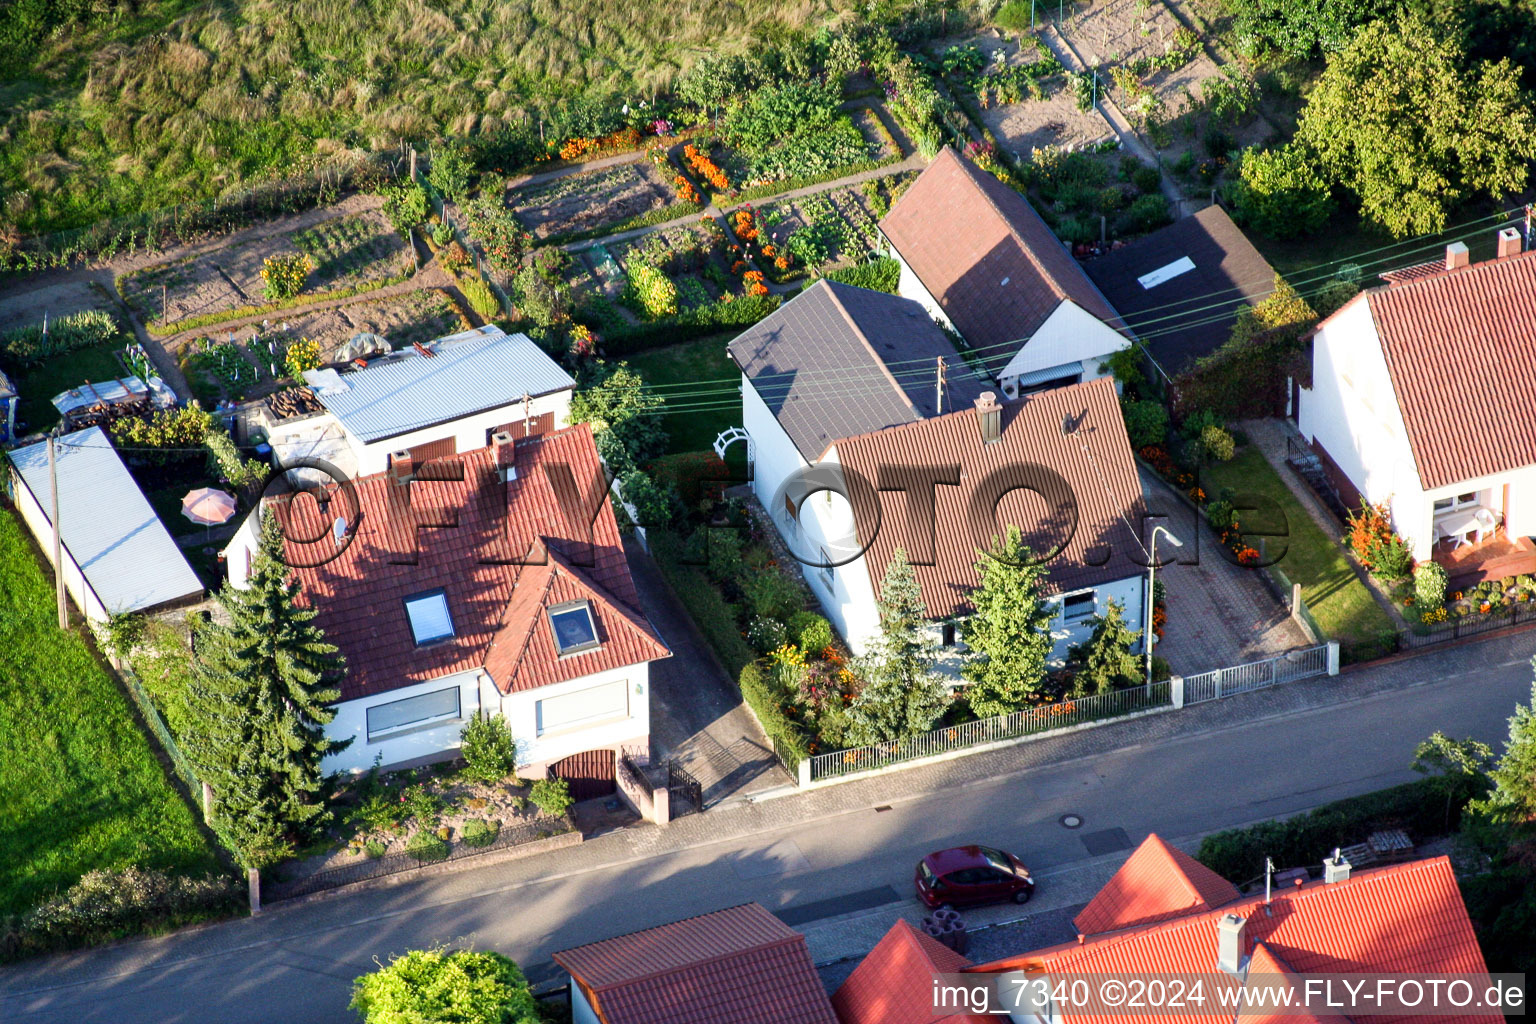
[
  {"xmin": 404, "ymin": 590, "xmax": 455, "ymax": 645},
  {"xmin": 548, "ymin": 601, "xmax": 600, "ymax": 655}
]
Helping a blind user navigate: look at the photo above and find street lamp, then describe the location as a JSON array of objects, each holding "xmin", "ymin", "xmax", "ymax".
[{"xmin": 1147, "ymin": 526, "xmax": 1182, "ymax": 688}]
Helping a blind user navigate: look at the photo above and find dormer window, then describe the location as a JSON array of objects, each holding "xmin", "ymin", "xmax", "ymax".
[
  {"xmin": 404, "ymin": 590, "xmax": 455, "ymax": 645},
  {"xmin": 548, "ymin": 601, "xmax": 600, "ymax": 655}
]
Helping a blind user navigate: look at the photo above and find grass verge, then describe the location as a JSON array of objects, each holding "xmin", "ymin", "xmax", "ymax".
[
  {"xmin": 1201, "ymin": 447, "xmax": 1394, "ymax": 644},
  {"xmin": 624, "ymin": 331, "xmax": 740, "ymax": 455},
  {"xmin": 0, "ymin": 507, "xmax": 219, "ymax": 916}
]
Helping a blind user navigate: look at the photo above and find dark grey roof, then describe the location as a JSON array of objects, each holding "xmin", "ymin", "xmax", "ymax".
[
  {"xmin": 1083, "ymin": 206, "xmax": 1278, "ymax": 376},
  {"xmin": 727, "ymin": 280, "xmax": 990, "ymax": 459}
]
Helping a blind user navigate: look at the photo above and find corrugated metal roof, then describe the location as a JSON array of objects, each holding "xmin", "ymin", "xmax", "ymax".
[
  {"xmin": 881, "ymin": 147, "xmax": 1129, "ymax": 375},
  {"xmin": 8, "ymin": 426, "xmax": 203, "ymax": 613},
  {"xmin": 320, "ymin": 326, "xmax": 575, "ymax": 444},
  {"xmin": 728, "ymin": 280, "xmax": 988, "ymax": 460}
]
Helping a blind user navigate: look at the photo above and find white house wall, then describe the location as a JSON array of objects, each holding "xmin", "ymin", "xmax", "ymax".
[
  {"xmin": 347, "ymin": 390, "xmax": 572, "ymax": 476},
  {"xmin": 323, "ymin": 668, "xmax": 487, "ymax": 774},
  {"xmin": 1296, "ymin": 298, "xmax": 1427, "ymax": 555},
  {"xmin": 997, "ymin": 300, "xmax": 1127, "ymax": 392},
  {"xmin": 498, "ymin": 661, "xmax": 650, "ymax": 771},
  {"xmin": 742, "ymin": 374, "xmax": 811, "ymax": 516},
  {"xmin": 10, "ymin": 469, "xmax": 109, "ymax": 622},
  {"xmin": 889, "ymin": 241, "xmax": 961, "ymax": 336}
]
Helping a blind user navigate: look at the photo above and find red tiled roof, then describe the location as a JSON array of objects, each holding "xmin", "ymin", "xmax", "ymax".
[
  {"xmin": 880, "ymin": 147, "xmax": 1127, "ymax": 374},
  {"xmin": 1240, "ymin": 942, "xmax": 1353, "ymax": 1024},
  {"xmin": 270, "ymin": 425, "xmax": 668, "ymax": 702},
  {"xmin": 1073, "ymin": 833, "xmax": 1239, "ymax": 936},
  {"xmin": 1362, "ymin": 250, "xmax": 1536, "ymax": 489},
  {"xmin": 553, "ymin": 903, "xmax": 837, "ymax": 1024},
  {"xmin": 833, "ymin": 919, "xmax": 992, "ymax": 1024},
  {"xmin": 832, "ymin": 377, "xmax": 1145, "ymax": 616},
  {"xmin": 970, "ymin": 854, "xmax": 1495, "ymax": 1024}
]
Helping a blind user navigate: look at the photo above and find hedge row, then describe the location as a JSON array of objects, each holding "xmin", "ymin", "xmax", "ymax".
[
  {"xmin": 818, "ymin": 257, "xmax": 901, "ymax": 295},
  {"xmin": 649, "ymin": 532, "xmax": 810, "ymax": 770},
  {"xmin": 1195, "ymin": 776, "xmax": 1484, "ymax": 883},
  {"xmin": 593, "ymin": 293, "xmax": 782, "ymax": 355}
]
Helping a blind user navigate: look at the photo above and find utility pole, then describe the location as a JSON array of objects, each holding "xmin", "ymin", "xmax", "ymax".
[
  {"xmin": 935, "ymin": 357, "xmax": 948, "ymax": 414},
  {"xmin": 522, "ymin": 392, "xmax": 531, "ymax": 435},
  {"xmin": 48, "ymin": 431, "xmax": 67, "ymax": 629}
]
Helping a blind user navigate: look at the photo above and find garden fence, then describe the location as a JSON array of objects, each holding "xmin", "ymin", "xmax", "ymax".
[
  {"xmin": 803, "ymin": 643, "xmax": 1337, "ymax": 786},
  {"xmin": 118, "ymin": 666, "xmax": 202, "ymax": 798},
  {"xmin": 266, "ymin": 815, "xmax": 573, "ymax": 901},
  {"xmin": 1179, "ymin": 644, "xmax": 1331, "ymax": 705}
]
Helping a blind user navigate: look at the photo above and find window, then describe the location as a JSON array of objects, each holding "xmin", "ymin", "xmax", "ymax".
[
  {"xmin": 548, "ymin": 601, "xmax": 600, "ymax": 655},
  {"xmin": 1061, "ymin": 591, "xmax": 1096, "ymax": 624},
  {"xmin": 1433, "ymin": 492, "xmax": 1479, "ymax": 515},
  {"xmin": 404, "ymin": 590, "xmax": 454, "ymax": 645},
  {"xmin": 366, "ymin": 686, "xmax": 460, "ymax": 740},
  {"xmin": 942, "ymin": 623, "xmax": 957, "ymax": 647},
  {"xmin": 536, "ymin": 679, "xmax": 629, "ymax": 735},
  {"xmin": 818, "ymin": 546, "xmax": 834, "ymax": 585}
]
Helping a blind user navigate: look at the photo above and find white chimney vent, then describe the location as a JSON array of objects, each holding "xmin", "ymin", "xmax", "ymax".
[
  {"xmin": 1216, "ymin": 913, "xmax": 1247, "ymax": 975},
  {"xmin": 1497, "ymin": 226, "xmax": 1523, "ymax": 259},
  {"xmin": 974, "ymin": 391, "xmax": 1002, "ymax": 445},
  {"xmin": 1445, "ymin": 242, "xmax": 1470, "ymax": 270},
  {"xmin": 1324, "ymin": 848, "xmax": 1351, "ymax": 884}
]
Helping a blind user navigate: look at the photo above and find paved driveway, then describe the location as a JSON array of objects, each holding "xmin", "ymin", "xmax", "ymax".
[
  {"xmin": 1141, "ymin": 469, "xmax": 1311, "ymax": 675},
  {"xmin": 625, "ymin": 539, "xmax": 791, "ymax": 804}
]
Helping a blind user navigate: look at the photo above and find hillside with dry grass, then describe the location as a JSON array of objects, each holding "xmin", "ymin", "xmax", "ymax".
[{"xmin": 1, "ymin": 0, "xmax": 926, "ymax": 239}]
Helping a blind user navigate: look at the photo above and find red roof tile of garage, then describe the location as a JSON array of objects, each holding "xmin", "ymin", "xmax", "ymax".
[
  {"xmin": 833, "ymin": 919, "xmax": 992, "ymax": 1024},
  {"xmin": 880, "ymin": 146, "xmax": 1127, "ymax": 374},
  {"xmin": 1364, "ymin": 250, "xmax": 1536, "ymax": 489},
  {"xmin": 1072, "ymin": 833, "xmax": 1239, "ymax": 936},
  {"xmin": 269, "ymin": 424, "xmax": 667, "ymax": 702},
  {"xmin": 833, "ymin": 376, "xmax": 1145, "ymax": 615},
  {"xmin": 970, "ymin": 855, "xmax": 1495, "ymax": 1024},
  {"xmin": 553, "ymin": 903, "xmax": 837, "ymax": 1024}
]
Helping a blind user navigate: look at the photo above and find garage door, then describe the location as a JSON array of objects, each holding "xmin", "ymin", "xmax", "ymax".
[{"xmin": 548, "ymin": 749, "xmax": 616, "ymax": 802}]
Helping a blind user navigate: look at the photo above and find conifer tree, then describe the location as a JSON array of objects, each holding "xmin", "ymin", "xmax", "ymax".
[
  {"xmin": 1065, "ymin": 600, "xmax": 1143, "ymax": 697},
  {"xmin": 846, "ymin": 549, "xmax": 948, "ymax": 745},
  {"xmin": 1479, "ymin": 674, "xmax": 1536, "ymax": 826},
  {"xmin": 184, "ymin": 511, "xmax": 347, "ymax": 867},
  {"xmin": 960, "ymin": 526, "xmax": 1054, "ymax": 717}
]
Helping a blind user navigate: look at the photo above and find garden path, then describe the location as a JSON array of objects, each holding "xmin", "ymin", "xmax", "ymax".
[{"xmin": 503, "ymin": 149, "xmax": 648, "ymax": 192}]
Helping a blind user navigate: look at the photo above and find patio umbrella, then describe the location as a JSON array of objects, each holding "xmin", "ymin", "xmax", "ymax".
[{"xmin": 181, "ymin": 487, "xmax": 238, "ymax": 534}]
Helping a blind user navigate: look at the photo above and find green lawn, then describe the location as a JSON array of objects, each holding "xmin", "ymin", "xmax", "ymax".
[
  {"xmin": 1202, "ymin": 447, "xmax": 1395, "ymax": 644},
  {"xmin": 0, "ymin": 509, "xmax": 218, "ymax": 915},
  {"xmin": 10, "ymin": 343, "xmax": 126, "ymax": 435},
  {"xmin": 624, "ymin": 332, "xmax": 740, "ymax": 456}
]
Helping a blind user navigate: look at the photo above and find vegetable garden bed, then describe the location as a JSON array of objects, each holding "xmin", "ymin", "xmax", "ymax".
[{"xmin": 508, "ymin": 162, "xmax": 681, "ymax": 241}]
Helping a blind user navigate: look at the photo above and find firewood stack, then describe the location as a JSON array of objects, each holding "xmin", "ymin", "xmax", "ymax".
[
  {"xmin": 68, "ymin": 397, "xmax": 152, "ymax": 432},
  {"xmin": 265, "ymin": 386, "xmax": 325, "ymax": 420}
]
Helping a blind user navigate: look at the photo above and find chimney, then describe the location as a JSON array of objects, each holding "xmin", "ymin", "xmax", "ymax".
[
  {"xmin": 390, "ymin": 450, "xmax": 413, "ymax": 486},
  {"xmin": 974, "ymin": 391, "xmax": 1002, "ymax": 445},
  {"xmin": 1445, "ymin": 241, "xmax": 1470, "ymax": 270},
  {"xmin": 1323, "ymin": 848, "xmax": 1351, "ymax": 884},
  {"xmin": 1216, "ymin": 913, "xmax": 1247, "ymax": 975},
  {"xmin": 491, "ymin": 430, "xmax": 517, "ymax": 479},
  {"xmin": 1497, "ymin": 226, "xmax": 1523, "ymax": 259}
]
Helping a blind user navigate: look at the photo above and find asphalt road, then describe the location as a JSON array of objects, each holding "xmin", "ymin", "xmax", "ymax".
[{"xmin": 4, "ymin": 638, "xmax": 1532, "ymax": 1024}]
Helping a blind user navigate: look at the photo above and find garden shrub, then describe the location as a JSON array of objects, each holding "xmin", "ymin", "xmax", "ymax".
[
  {"xmin": 822, "ymin": 257, "xmax": 901, "ymax": 294},
  {"xmin": 260, "ymin": 252, "xmax": 315, "ymax": 302},
  {"xmin": 651, "ymin": 532, "xmax": 757, "ymax": 676},
  {"xmin": 460, "ymin": 819, "xmax": 501, "ymax": 848},
  {"xmin": 109, "ymin": 405, "xmax": 213, "ymax": 463},
  {"xmin": 514, "ymin": 266, "xmax": 570, "ymax": 327},
  {"xmin": 439, "ymin": 241, "xmax": 473, "ymax": 277},
  {"xmin": 1414, "ymin": 562, "xmax": 1449, "ymax": 612},
  {"xmin": 789, "ymin": 611, "xmax": 833, "ymax": 653},
  {"xmin": 1345, "ymin": 500, "xmax": 1412, "ymax": 579},
  {"xmin": 350, "ymin": 948, "xmax": 541, "ymax": 1024},
  {"xmin": 459, "ymin": 712, "xmax": 517, "ymax": 784},
  {"xmin": 618, "ymin": 470, "xmax": 682, "ymax": 529},
  {"xmin": 1311, "ymin": 278, "xmax": 1359, "ymax": 317},
  {"xmin": 1230, "ymin": 145, "xmax": 1333, "ymax": 239},
  {"xmin": 426, "ymin": 145, "xmax": 473, "ymax": 203},
  {"xmin": 1122, "ymin": 193, "xmax": 1173, "ymax": 233},
  {"xmin": 404, "ymin": 830, "xmax": 450, "ymax": 863},
  {"xmin": 460, "ymin": 277, "xmax": 501, "ymax": 318},
  {"xmin": 684, "ymin": 524, "xmax": 745, "ymax": 584},
  {"xmin": 1200, "ymin": 424, "xmax": 1236, "ymax": 462},
  {"xmin": 595, "ymin": 294, "xmax": 782, "ymax": 355},
  {"xmin": 363, "ymin": 840, "xmax": 387, "ymax": 858},
  {"xmin": 381, "ymin": 182, "xmax": 429, "ymax": 234},
  {"xmin": 995, "ymin": 0, "xmax": 1036, "ymax": 31},
  {"xmin": 0, "ymin": 309, "xmax": 121, "ymax": 367},
  {"xmin": 747, "ymin": 615, "xmax": 790, "ymax": 654},
  {"xmin": 623, "ymin": 262, "xmax": 679, "ymax": 319},
  {"xmin": 739, "ymin": 662, "xmax": 811, "ymax": 771},
  {"xmin": 1196, "ymin": 777, "xmax": 1482, "ymax": 883},
  {"xmin": 528, "ymin": 778, "xmax": 574, "ymax": 817},
  {"xmin": 283, "ymin": 337, "xmax": 322, "ymax": 380},
  {"xmin": 743, "ymin": 569, "xmax": 803, "ymax": 622},
  {"xmin": 2, "ymin": 867, "xmax": 238, "ymax": 959},
  {"xmin": 1122, "ymin": 399, "xmax": 1169, "ymax": 449},
  {"xmin": 205, "ymin": 429, "xmax": 267, "ymax": 491}
]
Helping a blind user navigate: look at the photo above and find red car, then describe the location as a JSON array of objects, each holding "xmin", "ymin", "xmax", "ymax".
[{"xmin": 916, "ymin": 845, "xmax": 1035, "ymax": 908}]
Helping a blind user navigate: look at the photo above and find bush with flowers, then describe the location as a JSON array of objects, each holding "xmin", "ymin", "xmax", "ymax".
[
  {"xmin": 260, "ymin": 252, "xmax": 314, "ymax": 302},
  {"xmin": 682, "ymin": 143, "xmax": 730, "ymax": 193}
]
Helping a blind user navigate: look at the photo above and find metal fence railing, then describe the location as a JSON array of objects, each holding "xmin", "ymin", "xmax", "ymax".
[
  {"xmin": 808, "ymin": 682, "xmax": 1172, "ymax": 783},
  {"xmin": 266, "ymin": 815, "xmax": 574, "ymax": 900},
  {"xmin": 1181, "ymin": 644, "xmax": 1330, "ymax": 705},
  {"xmin": 118, "ymin": 665, "xmax": 202, "ymax": 798}
]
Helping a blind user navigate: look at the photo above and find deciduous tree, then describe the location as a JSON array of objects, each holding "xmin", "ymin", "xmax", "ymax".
[
  {"xmin": 350, "ymin": 948, "xmax": 541, "ymax": 1024},
  {"xmin": 569, "ymin": 359, "xmax": 667, "ymax": 474}
]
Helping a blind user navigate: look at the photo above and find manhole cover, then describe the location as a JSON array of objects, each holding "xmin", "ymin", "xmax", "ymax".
[{"xmin": 1060, "ymin": 814, "xmax": 1083, "ymax": 829}]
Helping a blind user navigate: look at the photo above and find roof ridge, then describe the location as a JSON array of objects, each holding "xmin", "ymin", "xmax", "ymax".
[
  {"xmin": 824, "ymin": 280, "xmax": 924, "ymax": 421},
  {"xmin": 945, "ymin": 147, "xmax": 1072, "ymax": 308}
]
